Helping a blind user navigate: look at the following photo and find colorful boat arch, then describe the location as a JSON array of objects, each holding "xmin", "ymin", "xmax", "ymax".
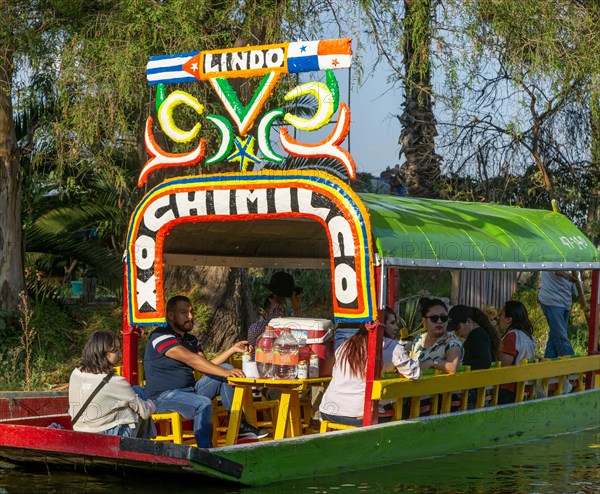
[{"xmin": 125, "ymin": 171, "xmax": 377, "ymax": 326}]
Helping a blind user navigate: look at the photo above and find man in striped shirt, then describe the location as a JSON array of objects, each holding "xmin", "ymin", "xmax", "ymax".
[{"xmin": 144, "ymin": 295, "xmax": 266, "ymax": 447}]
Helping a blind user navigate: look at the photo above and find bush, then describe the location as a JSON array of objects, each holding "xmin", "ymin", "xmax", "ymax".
[
  {"xmin": 0, "ymin": 300, "xmax": 122, "ymax": 391},
  {"xmin": 30, "ymin": 299, "xmax": 77, "ymax": 359},
  {"xmin": 398, "ymin": 270, "xmax": 453, "ymax": 300},
  {"xmin": 0, "ymin": 309, "xmax": 19, "ymax": 348}
]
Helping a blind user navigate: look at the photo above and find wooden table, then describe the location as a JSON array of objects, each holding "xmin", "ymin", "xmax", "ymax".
[{"xmin": 225, "ymin": 376, "xmax": 331, "ymax": 446}]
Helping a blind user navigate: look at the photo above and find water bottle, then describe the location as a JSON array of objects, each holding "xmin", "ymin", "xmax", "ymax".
[
  {"xmin": 272, "ymin": 328, "xmax": 299, "ymax": 379},
  {"xmin": 255, "ymin": 326, "xmax": 276, "ymax": 378}
]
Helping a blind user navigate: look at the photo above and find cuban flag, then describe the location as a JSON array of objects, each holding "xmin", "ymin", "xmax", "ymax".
[
  {"xmin": 146, "ymin": 51, "xmax": 199, "ymax": 86},
  {"xmin": 288, "ymin": 38, "xmax": 352, "ymax": 73}
]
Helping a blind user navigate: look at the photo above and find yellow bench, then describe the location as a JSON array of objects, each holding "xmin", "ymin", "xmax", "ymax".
[
  {"xmin": 371, "ymin": 355, "xmax": 599, "ymax": 420},
  {"xmin": 152, "ymin": 411, "xmax": 196, "ymax": 445},
  {"xmin": 113, "ymin": 360, "xmax": 145, "ymax": 384},
  {"xmin": 152, "ymin": 398, "xmax": 228, "ymax": 447},
  {"xmin": 320, "ymin": 420, "xmax": 356, "ymax": 432}
]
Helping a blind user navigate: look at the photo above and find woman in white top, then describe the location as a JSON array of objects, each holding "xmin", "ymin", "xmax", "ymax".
[
  {"xmin": 69, "ymin": 331, "xmax": 156, "ymax": 437},
  {"xmin": 320, "ymin": 308, "xmax": 421, "ymax": 426}
]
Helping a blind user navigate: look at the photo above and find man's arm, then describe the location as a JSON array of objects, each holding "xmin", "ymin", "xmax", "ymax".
[
  {"xmin": 210, "ymin": 341, "xmax": 251, "ymax": 366},
  {"xmin": 165, "ymin": 346, "xmax": 245, "ymax": 378},
  {"xmin": 555, "ymin": 271, "xmax": 577, "ymax": 283}
]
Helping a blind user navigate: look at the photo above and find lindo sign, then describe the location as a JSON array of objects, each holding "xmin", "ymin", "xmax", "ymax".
[{"xmin": 126, "ymin": 38, "xmax": 377, "ymax": 327}]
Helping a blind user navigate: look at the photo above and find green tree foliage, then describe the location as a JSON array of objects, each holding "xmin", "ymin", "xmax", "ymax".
[
  {"xmin": 359, "ymin": 0, "xmax": 442, "ymax": 197},
  {"xmin": 466, "ymin": 0, "xmax": 599, "ymax": 84},
  {"xmin": 0, "ymin": 0, "xmax": 80, "ymax": 313},
  {"xmin": 47, "ymin": 0, "xmax": 292, "ymax": 351},
  {"xmin": 441, "ymin": 0, "xmax": 599, "ymax": 232},
  {"xmin": 24, "ymin": 3, "xmax": 285, "ymax": 248}
]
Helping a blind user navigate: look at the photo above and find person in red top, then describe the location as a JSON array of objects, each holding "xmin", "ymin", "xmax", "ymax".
[{"xmin": 497, "ymin": 300, "xmax": 536, "ymax": 404}]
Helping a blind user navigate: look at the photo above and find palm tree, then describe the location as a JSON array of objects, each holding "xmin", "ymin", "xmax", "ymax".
[
  {"xmin": 397, "ymin": 0, "xmax": 442, "ymax": 198},
  {"xmin": 25, "ymin": 170, "xmax": 131, "ymax": 293}
]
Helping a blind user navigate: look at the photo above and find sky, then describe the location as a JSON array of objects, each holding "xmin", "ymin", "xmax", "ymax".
[
  {"xmin": 313, "ymin": 7, "xmax": 405, "ymax": 177},
  {"xmin": 339, "ymin": 65, "xmax": 402, "ymax": 177},
  {"xmin": 255, "ymin": 8, "xmax": 406, "ymax": 180},
  {"xmin": 269, "ymin": 53, "xmax": 403, "ymax": 179}
]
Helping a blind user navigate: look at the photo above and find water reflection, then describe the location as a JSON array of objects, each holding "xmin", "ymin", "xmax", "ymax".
[
  {"xmin": 268, "ymin": 430, "xmax": 600, "ymax": 494},
  {"xmin": 0, "ymin": 430, "xmax": 598, "ymax": 493}
]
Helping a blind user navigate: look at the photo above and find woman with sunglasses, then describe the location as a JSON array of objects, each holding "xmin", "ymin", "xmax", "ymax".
[
  {"xmin": 69, "ymin": 331, "xmax": 156, "ymax": 437},
  {"xmin": 411, "ymin": 298, "xmax": 463, "ymax": 374}
]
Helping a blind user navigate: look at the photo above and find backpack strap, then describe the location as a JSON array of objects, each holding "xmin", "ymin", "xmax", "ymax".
[{"xmin": 71, "ymin": 373, "xmax": 114, "ymax": 426}]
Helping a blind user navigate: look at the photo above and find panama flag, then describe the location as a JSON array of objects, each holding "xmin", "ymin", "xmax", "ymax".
[
  {"xmin": 288, "ymin": 38, "xmax": 352, "ymax": 73},
  {"xmin": 146, "ymin": 52, "xmax": 199, "ymax": 86}
]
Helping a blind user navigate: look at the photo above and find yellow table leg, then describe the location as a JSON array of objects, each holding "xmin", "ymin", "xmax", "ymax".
[
  {"xmin": 225, "ymin": 386, "xmax": 246, "ymax": 446},
  {"xmin": 274, "ymin": 391, "xmax": 292, "ymax": 440},
  {"xmin": 287, "ymin": 391, "xmax": 301, "ymax": 438},
  {"xmin": 242, "ymin": 388, "xmax": 257, "ymax": 425}
]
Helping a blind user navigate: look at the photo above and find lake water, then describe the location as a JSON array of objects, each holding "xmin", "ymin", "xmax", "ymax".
[{"xmin": 0, "ymin": 429, "xmax": 598, "ymax": 493}]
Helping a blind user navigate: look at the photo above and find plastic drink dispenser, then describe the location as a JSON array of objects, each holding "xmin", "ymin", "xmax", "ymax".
[
  {"xmin": 272, "ymin": 328, "xmax": 299, "ymax": 379},
  {"xmin": 255, "ymin": 326, "xmax": 276, "ymax": 378}
]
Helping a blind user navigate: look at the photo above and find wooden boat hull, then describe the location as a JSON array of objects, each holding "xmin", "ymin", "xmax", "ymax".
[
  {"xmin": 0, "ymin": 421, "xmax": 244, "ymax": 479},
  {"xmin": 0, "ymin": 389, "xmax": 597, "ymax": 485},
  {"xmin": 0, "ymin": 424, "xmax": 193, "ymax": 473}
]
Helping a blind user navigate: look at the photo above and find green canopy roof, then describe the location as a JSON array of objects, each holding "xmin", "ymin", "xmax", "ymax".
[{"xmin": 360, "ymin": 193, "xmax": 600, "ymax": 270}]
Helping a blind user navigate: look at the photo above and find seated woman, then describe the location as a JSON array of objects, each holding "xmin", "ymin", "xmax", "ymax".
[
  {"xmin": 497, "ymin": 300, "xmax": 536, "ymax": 404},
  {"xmin": 448, "ymin": 305, "xmax": 502, "ymax": 370},
  {"xmin": 247, "ymin": 295, "xmax": 276, "ymax": 353},
  {"xmin": 69, "ymin": 331, "xmax": 156, "ymax": 437},
  {"xmin": 319, "ymin": 309, "xmax": 421, "ymax": 427},
  {"xmin": 411, "ymin": 298, "xmax": 463, "ymax": 374}
]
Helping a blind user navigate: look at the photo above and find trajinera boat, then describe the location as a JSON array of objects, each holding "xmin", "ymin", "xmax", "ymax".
[{"xmin": 0, "ymin": 37, "xmax": 598, "ymax": 486}]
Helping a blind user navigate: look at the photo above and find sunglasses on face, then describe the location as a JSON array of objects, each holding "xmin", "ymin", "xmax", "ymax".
[{"xmin": 425, "ymin": 314, "xmax": 449, "ymax": 323}]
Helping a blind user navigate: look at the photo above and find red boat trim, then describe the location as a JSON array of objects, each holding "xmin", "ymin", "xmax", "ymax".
[
  {"xmin": 120, "ymin": 438, "xmax": 243, "ymax": 478},
  {"xmin": 0, "ymin": 424, "xmax": 189, "ymax": 466}
]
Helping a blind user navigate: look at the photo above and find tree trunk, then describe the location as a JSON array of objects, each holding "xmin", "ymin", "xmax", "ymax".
[
  {"xmin": 588, "ymin": 80, "xmax": 599, "ymax": 243},
  {"xmin": 199, "ymin": 267, "xmax": 255, "ymax": 353},
  {"xmin": 0, "ymin": 45, "xmax": 25, "ymax": 312},
  {"xmin": 164, "ymin": 266, "xmax": 255, "ymax": 354},
  {"xmin": 398, "ymin": 0, "xmax": 442, "ymax": 198}
]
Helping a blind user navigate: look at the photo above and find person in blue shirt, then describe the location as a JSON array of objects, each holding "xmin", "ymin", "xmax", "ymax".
[
  {"xmin": 144, "ymin": 295, "xmax": 267, "ymax": 447},
  {"xmin": 538, "ymin": 271, "xmax": 578, "ymax": 358}
]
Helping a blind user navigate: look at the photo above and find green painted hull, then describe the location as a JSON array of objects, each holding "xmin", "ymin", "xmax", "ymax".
[{"xmin": 196, "ymin": 389, "xmax": 600, "ymax": 485}]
